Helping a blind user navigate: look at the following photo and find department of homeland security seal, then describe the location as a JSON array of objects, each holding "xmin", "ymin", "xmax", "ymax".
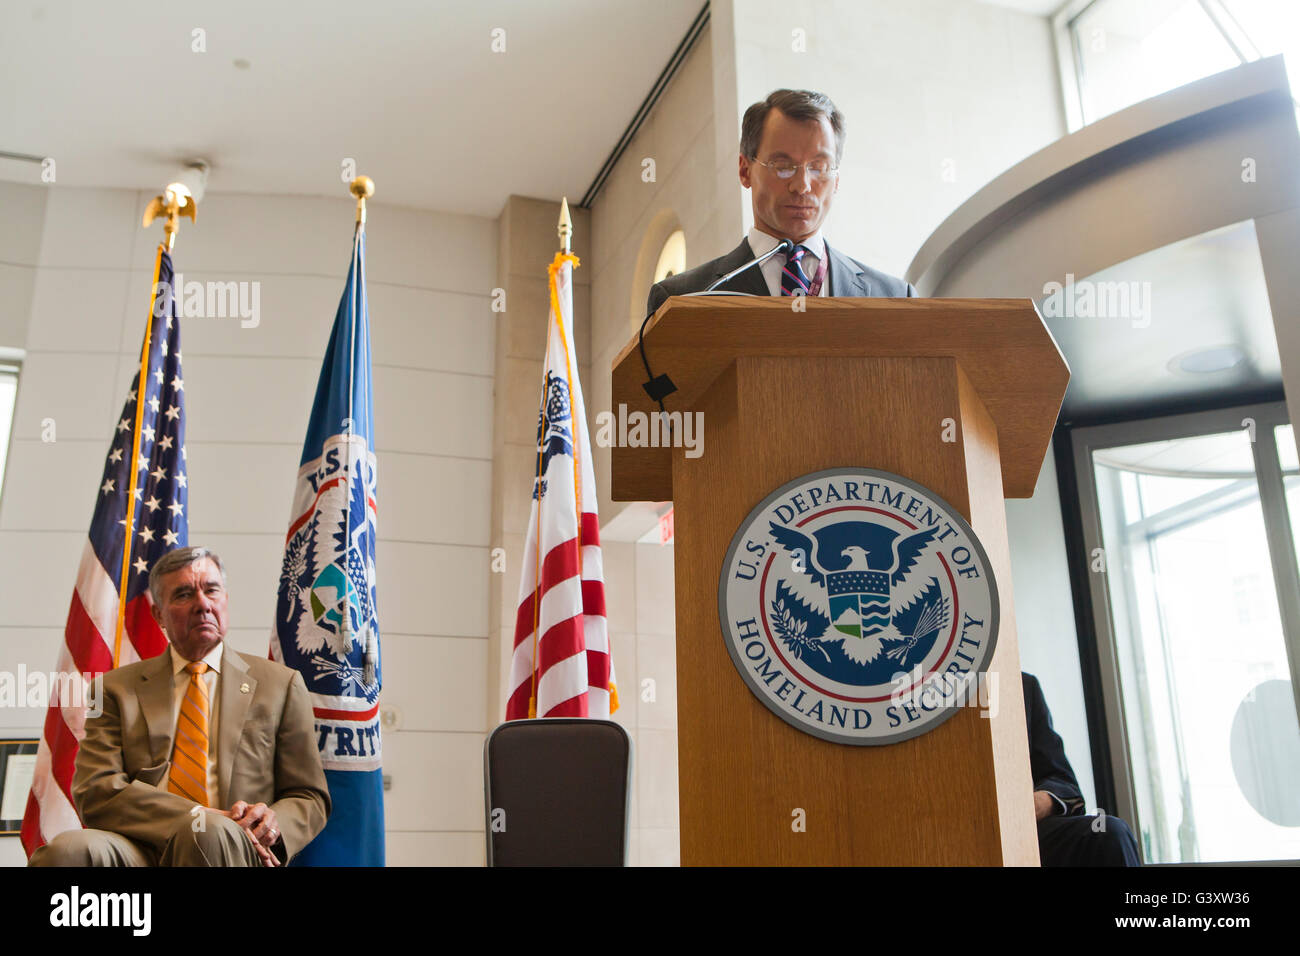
[{"xmin": 718, "ymin": 467, "xmax": 999, "ymax": 745}]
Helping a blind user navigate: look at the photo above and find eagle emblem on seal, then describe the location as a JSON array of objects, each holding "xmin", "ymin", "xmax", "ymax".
[{"xmin": 768, "ymin": 520, "xmax": 950, "ymax": 670}]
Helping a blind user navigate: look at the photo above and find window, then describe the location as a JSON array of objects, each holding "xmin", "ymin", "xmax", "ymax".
[
  {"xmin": 654, "ymin": 229, "xmax": 686, "ymax": 283},
  {"xmin": 631, "ymin": 213, "xmax": 686, "ymax": 334},
  {"xmin": 0, "ymin": 359, "xmax": 19, "ymax": 503},
  {"xmin": 1074, "ymin": 403, "xmax": 1300, "ymax": 863},
  {"xmin": 1056, "ymin": 0, "xmax": 1300, "ymax": 129},
  {"xmin": 1277, "ymin": 423, "xmax": 1300, "ymax": 567}
]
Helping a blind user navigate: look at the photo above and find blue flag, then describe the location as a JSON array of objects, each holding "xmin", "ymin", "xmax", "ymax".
[{"xmin": 272, "ymin": 229, "xmax": 384, "ymax": 866}]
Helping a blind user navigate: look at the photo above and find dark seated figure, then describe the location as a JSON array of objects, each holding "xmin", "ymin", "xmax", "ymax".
[{"xmin": 1023, "ymin": 672, "xmax": 1141, "ymax": 866}]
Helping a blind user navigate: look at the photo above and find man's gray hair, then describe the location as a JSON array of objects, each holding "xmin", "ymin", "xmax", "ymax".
[
  {"xmin": 148, "ymin": 546, "xmax": 227, "ymax": 605},
  {"xmin": 740, "ymin": 88, "xmax": 845, "ymax": 163}
]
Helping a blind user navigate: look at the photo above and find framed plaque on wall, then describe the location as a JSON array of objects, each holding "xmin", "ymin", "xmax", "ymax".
[{"xmin": 0, "ymin": 740, "xmax": 39, "ymax": 836}]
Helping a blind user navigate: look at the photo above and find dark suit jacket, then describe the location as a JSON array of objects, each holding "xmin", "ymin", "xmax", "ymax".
[
  {"xmin": 646, "ymin": 238, "xmax": 917, "ymax": 315},
  {"xmin": 1022, "ymin": 672, "xmax": 1086, "ymax": 816},
  {"xmin": 74, "ymin": 645, "xmax": 331, "ymax": 863}
]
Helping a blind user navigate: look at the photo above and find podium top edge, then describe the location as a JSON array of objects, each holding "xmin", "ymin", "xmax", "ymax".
[
  {"xmin": 615, "ymin": 296, "xmax": 1057, "ymax": 373},
  {"xmin": 656, "ymin": 295, "xmax": 1037, "ymax": 308},
  {"xmin": 650, "ymin": 296, "xmax": 1041, "ymax": 321}
]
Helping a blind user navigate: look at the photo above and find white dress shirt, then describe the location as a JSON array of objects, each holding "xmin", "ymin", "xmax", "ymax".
[
  {"xmin": 160, "ymin": 642, "xmax": 223, "ymax": 802},
  {"xmin": 748, "ymin": 226, "xmax": 829, "ymax": 297}
]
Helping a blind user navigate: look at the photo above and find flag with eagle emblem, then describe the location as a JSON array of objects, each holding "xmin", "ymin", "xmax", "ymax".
[
  {"xmin": 506, "ymin": 251, "xmax": 617, "ymax": 719},
  {"xmin": 272, "ymin": 227, "xmax": 384, "ymax": 865}
]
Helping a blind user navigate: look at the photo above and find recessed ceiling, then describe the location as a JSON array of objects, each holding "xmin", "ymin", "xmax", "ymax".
[
  {"xmin": 1094, "ymin": 432, "xmax": 1260, "ymax": 478},
  {"xmin": 0, "ymin": 0, "xmax": 703, "ymax": 217},
  {"xmin": 1041, "ymin": 220, "xmax": 1283, "ymax": 422}
]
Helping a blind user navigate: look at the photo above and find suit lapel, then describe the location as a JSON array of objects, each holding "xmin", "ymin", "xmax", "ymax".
[
  {"xmin": 138, "ymin": 651, "xmax": 177, "ymax": 766},
  {"xmin": 826, "ymin": 242, "xmax": 871, "ymax": 297},
  {"xmin": 711, "ymin": 239, "xmax": 771, "ymax": 297},
  {"xmin": 217, "ymin": 648, "xmax": 254, "ymax": 809}
]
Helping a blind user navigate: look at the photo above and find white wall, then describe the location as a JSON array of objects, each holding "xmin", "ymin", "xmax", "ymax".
[
  {"xmin": 0, "ymin": 182, "xmax": 496, "ymax": 866},
  {"xmin": 0, "ymin": 179, "xmax": 48, "ymax": 868},
  {"xmin": 590, "ymin": 20, "xmax": 745, "ymax": 526},
  {"xmin": 599, "ymin": 538, "xmax": 680, "ymax": 866}
]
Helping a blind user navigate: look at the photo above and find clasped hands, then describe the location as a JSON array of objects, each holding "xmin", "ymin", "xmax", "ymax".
[{"xmin": 208, "ymin": 801, "xmax": 282, "ymax": 867}]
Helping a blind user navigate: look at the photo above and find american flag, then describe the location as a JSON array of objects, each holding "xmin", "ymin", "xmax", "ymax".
[
  {"xmin": 20, "ymin": 247, "xmax": 188, "ymax": 856},
  {"xmin": 506, "ymin": 252, "xmax": 617, "ymax": 719}
]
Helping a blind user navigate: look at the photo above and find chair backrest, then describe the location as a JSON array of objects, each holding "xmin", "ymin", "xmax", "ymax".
[{"xmin": 484, "ymin": 718, "xmax": 632, "ymax": 866}]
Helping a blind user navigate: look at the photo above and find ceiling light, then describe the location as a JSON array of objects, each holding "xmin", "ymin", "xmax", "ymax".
[
  {"xmin": 1169, "ymin": 345, "xmax": 1248, "ymax": 375},
  {"xmin": 164, "ymin": 160, "xmax": 209, "ymax": 207}
]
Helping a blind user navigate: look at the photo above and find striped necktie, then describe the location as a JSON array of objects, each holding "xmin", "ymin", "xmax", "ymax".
[
  {"xmin": 781, "ymin": 244, "xmax": 812, "ymax": 296},
  {"xmin": 168, "ymin": 661, "xmax": 211, "ymax": 806}
]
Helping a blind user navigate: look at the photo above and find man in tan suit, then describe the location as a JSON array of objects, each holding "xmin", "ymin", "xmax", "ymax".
[{"xmin": 29, "ymin": 547, "xmax": 329, "ymax": 867}]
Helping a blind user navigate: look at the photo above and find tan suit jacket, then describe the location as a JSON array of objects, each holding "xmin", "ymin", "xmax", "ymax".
[{"xmin": 73, "ymin": 645, "xmax": 330, "ymax": 863}]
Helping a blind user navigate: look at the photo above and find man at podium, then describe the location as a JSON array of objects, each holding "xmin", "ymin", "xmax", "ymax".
[{"xmin": 647, "ymin": 88, "xmax": 917, "ymax": 314}]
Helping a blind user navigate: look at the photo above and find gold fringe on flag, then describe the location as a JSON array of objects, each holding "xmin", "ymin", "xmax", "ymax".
[{"xmin": 528, "ymin": 251, "xmax": 580, "ymax": 719}]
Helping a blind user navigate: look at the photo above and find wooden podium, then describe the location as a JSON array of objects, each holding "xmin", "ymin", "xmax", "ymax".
[{"xmin": 610, "ymin": 297, "xmax": 1069, "ymax": 866}]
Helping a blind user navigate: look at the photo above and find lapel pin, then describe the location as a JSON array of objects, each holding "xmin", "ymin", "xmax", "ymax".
[{"xmin": 240, "ymin": 682, "xmax": 251, "ymax": 694}]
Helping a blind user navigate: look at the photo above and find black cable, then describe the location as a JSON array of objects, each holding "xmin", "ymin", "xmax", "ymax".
[
  {"xmin": 638, "ymin": 239, "xmax": 793, "ymax": 408},
  {"xmin": 637, "ymin": 308, "xmax": 670, "ymax": 413}
]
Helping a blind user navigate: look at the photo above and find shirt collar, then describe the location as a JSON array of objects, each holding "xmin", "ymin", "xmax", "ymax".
[
  {"xmin": 169, "ymin": 642, "xmax": 224, "ymax": 676},
  {"xmin": 748, "ymin": 225, "xmax": 826, "ymax": 262}
]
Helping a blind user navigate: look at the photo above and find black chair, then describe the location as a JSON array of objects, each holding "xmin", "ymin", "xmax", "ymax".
[{"xmin": 484, "ymin": 718, "xmax": 633, "ymax": 866}]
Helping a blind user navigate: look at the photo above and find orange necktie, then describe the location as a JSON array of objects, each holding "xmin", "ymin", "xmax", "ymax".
[{"xmin": 167, "ymin": 661, "xmax": 211, "ymax": 806}]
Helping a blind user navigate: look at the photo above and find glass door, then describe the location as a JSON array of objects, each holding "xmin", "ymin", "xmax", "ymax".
[{"xmin": 1075, "ymin": 403, "xmax": 1300, "ymax": 863}]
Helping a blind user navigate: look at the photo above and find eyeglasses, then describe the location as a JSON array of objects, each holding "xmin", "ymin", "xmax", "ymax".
[{"xmin": 753, "ymin": 158, "xmax": 838, "ymax": 181}]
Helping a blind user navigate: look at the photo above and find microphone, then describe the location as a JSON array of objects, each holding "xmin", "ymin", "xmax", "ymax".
[
  {"xmin": 698, "ymin": 238, "xmax": 794, "ymax": 294},
  {"xmin": 640, "ymin": 239, "xmax": 796, "ymax": 403}
]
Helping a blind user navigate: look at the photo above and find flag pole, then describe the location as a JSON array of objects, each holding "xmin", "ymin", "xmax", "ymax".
[
  {"xmin": 348, "ymin": 175, "xmax": 378, "ymax": 687},
  {"xmin": 111, "ymin": 189, "xmax": 195, "ymax": 667},
  {"xmin": 141, "ymin": 185, "xmax": 196, "ymax": 252},
  {"xmin": 527, "ymin": 199, "xmax": 582, "ymax": 718},
  {"xmin": 555, "ymin": 199, "xmax": 582, "ymax": 571},
  {"xmin": 350, "ymin": 174, "xmax": 373, "ymax": 226},
  {"xmin": 557, "ymin": 195, "xmax": 572, "ymax": 254}
]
